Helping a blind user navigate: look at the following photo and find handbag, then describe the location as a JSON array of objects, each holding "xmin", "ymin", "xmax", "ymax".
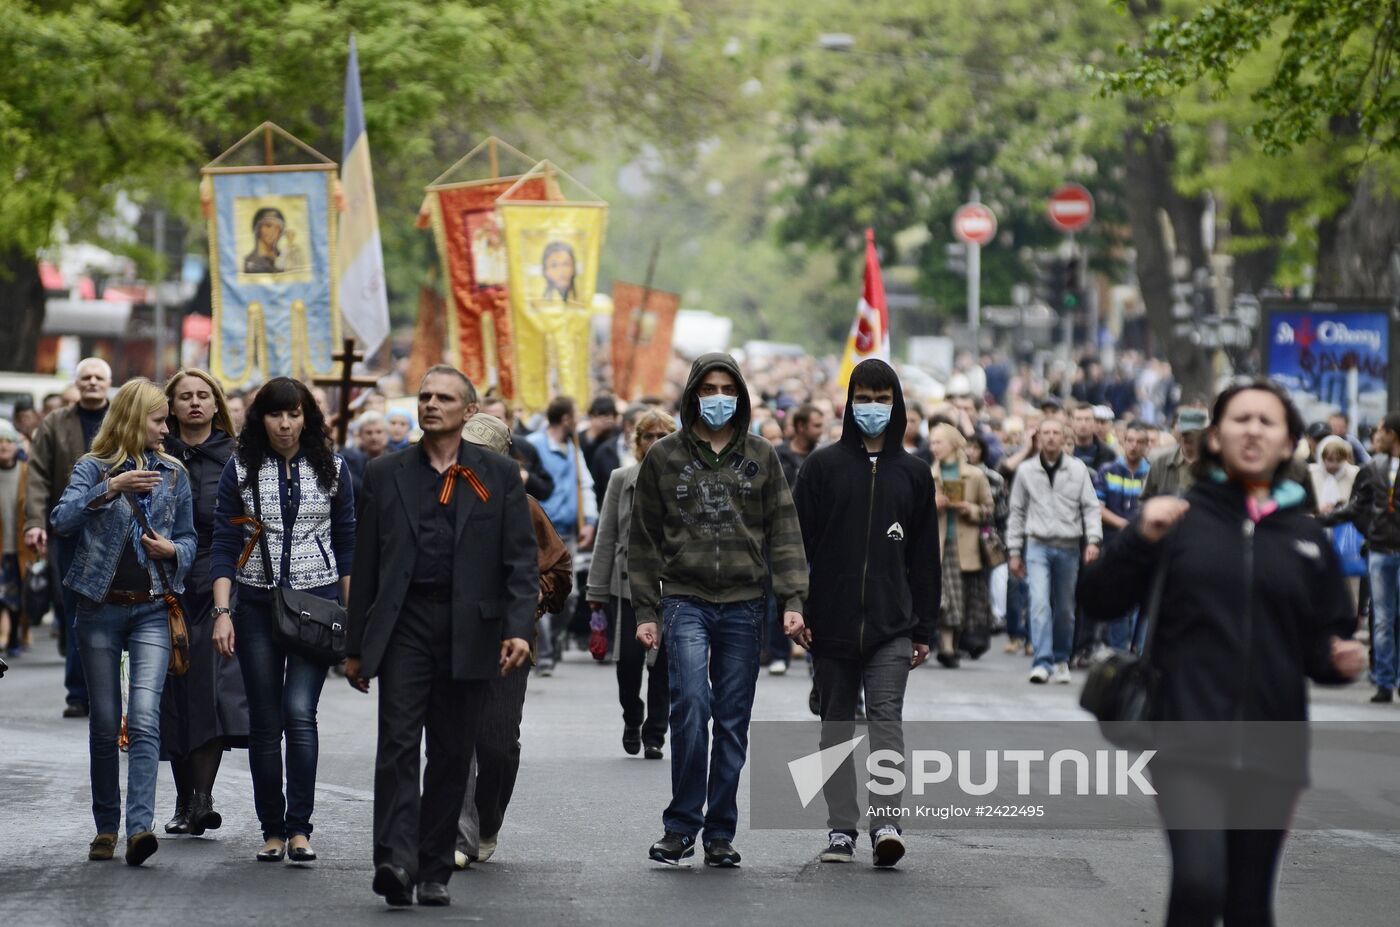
[
  {"xmin": 121, "ymin": 490, "xmax": 189, "ymax": 677},
  {"xmin": 1078, "ymin": 559, "xmax": 1167, "ymax": 750},
  {"xmin": 249, "ymin": 480, "xmax": 347, "ymax": 666},
  {"xmin": 979, "ymin": 525, "xmax": 1008, "ymax": 569}
]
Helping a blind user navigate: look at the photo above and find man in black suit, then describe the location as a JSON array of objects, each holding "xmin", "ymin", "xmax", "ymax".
[{"xmin": 346, "ymin": 365, "xmax": 538, "ymax": 908}]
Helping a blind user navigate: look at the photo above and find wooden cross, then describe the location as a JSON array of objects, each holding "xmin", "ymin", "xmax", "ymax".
[{"xmin": 312, "ymin": 337, "xmax": 382, "ymax": 448}]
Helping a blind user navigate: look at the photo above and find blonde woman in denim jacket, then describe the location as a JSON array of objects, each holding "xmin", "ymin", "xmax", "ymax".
[{"xmin": 51, "ymin": 378, "xmax": 196, "ymax": 867}]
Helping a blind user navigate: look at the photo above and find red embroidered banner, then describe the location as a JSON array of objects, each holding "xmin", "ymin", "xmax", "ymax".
[
  {"xmin": 427, "ymin": 177, "xmax": 548, "ymax": 398},
  {"xmin": 611, "ymin": 281, "xmax": 680, "ymax": 401}
]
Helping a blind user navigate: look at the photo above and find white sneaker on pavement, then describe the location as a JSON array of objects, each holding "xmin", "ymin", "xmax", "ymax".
[
  {"xmin": 1028, "ymin": 665, "xmax": 1050, "ymax": 684},
  {"xmin": 1052, "ymin": 662, "xmax": 1072, "ymax": 684},
  {"xmin": 769, "ymin": 660, "xmax": 788, "ymax": 676},
  {"xmin": 477, "ymin": 834, "xmax": 497, "ymax": 862}
]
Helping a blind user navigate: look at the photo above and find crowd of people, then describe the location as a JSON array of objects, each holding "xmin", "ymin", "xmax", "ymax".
[{"xmin": 0, "ymin": 346, "xmax": 1382, "ymax": 924}]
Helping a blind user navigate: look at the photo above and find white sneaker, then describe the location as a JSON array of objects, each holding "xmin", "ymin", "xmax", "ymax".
[
  {"xmin": 453, "ymin": 850, "xmax": 470, "ymax": 870},
  {"xmin": 1028, "ymin": 665, "xmax": 1050, "ymax": 684},
  {"xmin": 871, "ymin": 825, "xmax": 905, "ymax": 868},
  {"xmin": 769, "ymin": 660, "xmax": 788, "ymax": 676},
  {"xmin": 477, "ymin": 834, "xmax": 497, "ymax": 862},
  {"xmin": 1052, "ymin": 662, "xmax": 1072, "ymax": 684}
]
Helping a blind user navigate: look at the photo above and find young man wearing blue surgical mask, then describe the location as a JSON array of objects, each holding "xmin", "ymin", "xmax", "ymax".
[
  {"xmin": 630, "ymin": 353, "xmax": 809, "ymax": 868},
  {"xmin": 789, "ymin": 358, "xmax": 940, "ymax": 867}
]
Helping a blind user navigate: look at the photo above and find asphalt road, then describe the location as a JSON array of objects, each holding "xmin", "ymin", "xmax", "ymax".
[{"xmin": 2, "ymin": 635, "xmax": 1398, "ymax": 927}]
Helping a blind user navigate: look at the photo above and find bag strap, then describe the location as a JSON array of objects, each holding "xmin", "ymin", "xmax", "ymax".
[
  {"xmin": 1136, "ymin": 555, "xmax": 1169, "ymax": 663},
  {"xmin": 121, "ymin": 487, "xmax": 177, "ymax": 597},
  {"xmin": 249, "ymin": 474, "xmax": 279, "ymax": 588}
]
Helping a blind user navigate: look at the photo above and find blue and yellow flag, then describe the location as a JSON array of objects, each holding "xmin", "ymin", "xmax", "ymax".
[{"xmin": 338, "ymin": 34, "xmax": 389, "ymax": 356}]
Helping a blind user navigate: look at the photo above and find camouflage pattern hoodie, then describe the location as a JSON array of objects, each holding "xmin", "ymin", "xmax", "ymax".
[{"xmin": 628, "ymin": 353, "xmax": 808, "ymax": 627}]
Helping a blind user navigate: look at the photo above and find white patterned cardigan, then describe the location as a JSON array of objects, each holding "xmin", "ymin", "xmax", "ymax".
[{"xmin": 232, "ymin": 456, "xmax": 345, "ymax": 589}]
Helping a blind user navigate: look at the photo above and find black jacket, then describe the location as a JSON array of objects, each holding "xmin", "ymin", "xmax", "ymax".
[
  {"xmin": 792, "ymin": 360, "xmax": 940, "ymax": 655},
  {"xmin": 346, "ymin": 441, "xmax": 539, "ymax": 681},
  {"xmin": 164, "ymin": 429, "xmax": 234, "ymax": 574},
  {"xmin": 511, "ymin": 436, "xmax": 555, "ymax": 502},
  {"xmin": 1078, "ymin": 477, "xmax": 1354, "ymax": 784},
  {"xmin": 1324, "ymin": 453, "xmax": 1400, "ymax": 552}
]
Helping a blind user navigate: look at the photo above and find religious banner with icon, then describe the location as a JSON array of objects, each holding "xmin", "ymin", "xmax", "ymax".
[
  {"xmin": 611, "ymin": 281, "xmax": 680, "ymax": 401},
  {"xmin": 498, "ymin": 195, "xmax": 608, "ymax": 413},
  {"xmin": 423, "ymin": 176, "xmax": 550, "ymax": 397},
  {"xmin": 203, "ymin": 124, "xmax": 340, "ymax": 390}
]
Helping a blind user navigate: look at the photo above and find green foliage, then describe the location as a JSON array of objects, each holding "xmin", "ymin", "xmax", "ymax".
[
  {"xmin": 1105, "ymin": 0, "xmax": 1400, "ymax": 155},
  {"xmin": 763, "ymin": 0, "xmax": 1133, "ymax": 323},
  {"xmin": 0, "ymin": 0, "xmax": 743, "ymax": 322}
]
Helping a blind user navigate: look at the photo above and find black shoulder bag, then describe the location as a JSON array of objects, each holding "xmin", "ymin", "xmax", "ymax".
[
  {"xmin": 251, "ymin": 476, "xmax": 347, "ymax": 666},
  {"xmin": 1079, "ymin": 559, "xmax": 1167, "ymax": 750}
]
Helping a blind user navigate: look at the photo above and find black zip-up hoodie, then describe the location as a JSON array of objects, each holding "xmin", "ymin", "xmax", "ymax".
[
  {"xmin": 791, "ymin": 360, "xmax": 940, "ymax": 656},
  {"xmin": 1078, "ymin": 476, "xmax": 1354, "ymax": 785}
]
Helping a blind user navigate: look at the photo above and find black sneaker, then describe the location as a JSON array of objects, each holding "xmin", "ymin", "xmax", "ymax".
[
  {"xmin": 1372, "ymin": 687, "xmax": 1394, "ymax": 703},
  {"xmin": 819, "ymin": 831, "xmax": 855, "ymax": 863},
  {"xmin": 703, "ymin": 838, "xmax": 741, "ymax": 868},
  {"xmin": 63, "ymin": 700, "xmax": 89, "ymax": 719},
  {"xmin": 623, "ymin": 726, "xmax": 642, "ymax": 755},
  {"xmin": 643, "ymin": 744, "xmax": 664, "ymax": 760},
  {"xmin": 648, "ymin": 831, "xmax": 695, "ymax": 865},
  {"xmin": 809, "ymin": 683, "xmax": 820, "ymax": 716},
  {"xmin": 871, "ymin": 825, "xmax": 905, "ymax": 868}
]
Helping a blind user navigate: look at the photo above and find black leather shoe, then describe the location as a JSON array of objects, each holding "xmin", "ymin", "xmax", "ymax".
[
  {"xmin": 417, "ymin": 882, "xmax": 450, "ymax": 906},
  {"xmin": 256, "ymin": 839, "xmax": 286, "ymax": 862},
  {"xmin": 372, "ymin": 863, "xmax": 414, "ymax": 907},
  {"xmin": 288, "ymin": 840, "xmax": 316, "ymax": 862},
  {"xmin": 164, "ymin": 798, "xmax": 190, "ymax": 835},
  {"xmin": 704, "ymin": 838, "xmax": 742, "ymax": 868},
  {"xmin": 623, "ymin": 726, "xmax": 642, "ymax": 755},
  {"xmin": 187, "ymin": 793, "xmax": 222, "ymax": 836},
  {"xmin": 63, "ymin": 700, "xmax": 89, "ymax": 719},
  {"xmin": 935, "ymin": 651, "xmax": 960, "ymax": 669},
  {"xmin": 1372, "ymin": 687, "xmax": 1394, "ymax": 703},
  {"xmin": 643, "ymin": 744, "xmax": 664, "ymax": 760}
]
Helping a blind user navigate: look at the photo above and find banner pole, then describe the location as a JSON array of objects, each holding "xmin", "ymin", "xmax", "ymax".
[
  {"xmin": 263, "ymin": 126, "xmax": 275, "ymax": 166},
  {"xmin": 489, "ymin": 138, "xmax": 500, "ymax": 180}
]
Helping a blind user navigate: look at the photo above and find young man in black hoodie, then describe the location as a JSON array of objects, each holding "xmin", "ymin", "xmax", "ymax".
[
  {"xmin": 630, "ymin": 353, "xmax": 808, "ymax": 867},
  {"xmin": 790, "ymin": 359, "xmax": 940, "ymax": 867}
]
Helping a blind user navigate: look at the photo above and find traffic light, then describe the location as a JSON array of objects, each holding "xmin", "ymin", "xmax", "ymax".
[
  {"xmin": 1061, "ymin": 257, "xmax": 1081, "ymax": 312},
  {"xmin": 1032, "ymin": 251, "xmax": 1065, "ymax": 309}
]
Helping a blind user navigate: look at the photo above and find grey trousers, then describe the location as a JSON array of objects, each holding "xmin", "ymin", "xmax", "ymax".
[
  {"xmin": 812, "ymin": 635, "xmax": 912, "ymax": 835},
  {"xmin": 456, "ymin": 663, "xmax": 530, "ymax": 855}
]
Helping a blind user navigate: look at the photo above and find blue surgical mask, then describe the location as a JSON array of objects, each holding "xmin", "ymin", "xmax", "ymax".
[
  {"xmin": 852, "ymin": 402, "xmax": 893, "ymax": 437},
  {"xmin": 698, "ymin": 394, "xmax": 738, "ymax": 429}
]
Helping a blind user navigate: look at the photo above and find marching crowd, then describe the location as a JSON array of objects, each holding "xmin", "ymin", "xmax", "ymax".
[{"xmin": 0, "ymin": 347, "xmax": 1382, "ymax": 924}]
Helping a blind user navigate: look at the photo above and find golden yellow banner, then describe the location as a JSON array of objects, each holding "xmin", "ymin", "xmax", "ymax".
[{"xmin": 498, "ymin": 202, "xmax": 608, "ymax": 412}]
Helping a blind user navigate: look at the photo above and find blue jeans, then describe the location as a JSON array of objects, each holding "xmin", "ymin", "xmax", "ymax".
[
  {"xmin": 1005, "ymin": 574, "xmax": 1030, "ymax": 641},
  {"xmin": 75, "ymin": 597, "xmax": 170, "ymax": 836},
  {"xmin": 235, "ymin": 585, "xmax": 330, "ymax": 840},
  {"xmin": 1027, "ymin": 541, "xmax": 1080, "ymax": 671},
  {"xmin": 1105, "ymin": 608, "xmax": 1140, "ymax": 652},
  {"xmin": 56, "ymin": 535, "xmax": 88, "ymax": 706},
  {"xmin": 662, "ymin": 595, "xmax": 763, "ymax": 842},
  {"xmin": 1367, "ymin": 552, "xmax": 1400, "ymax": 690}
]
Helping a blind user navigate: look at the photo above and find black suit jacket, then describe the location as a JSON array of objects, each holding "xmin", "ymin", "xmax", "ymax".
[{"xmin": 347, "ymin": 441, "xmax": 539, "ymax": 681}]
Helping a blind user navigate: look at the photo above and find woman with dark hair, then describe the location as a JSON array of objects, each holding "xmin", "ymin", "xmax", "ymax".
[
  {"xmin": 1079, "ymin": 378, "xmax": 1366, "ymax": 925},
  {"xmin": 209, "ymin": 377, "xmax": 356, "ymax": 863},
  {"xmin": 159, "ymin": 369, "xmax": 249, "ymax": 838},
  {"xmin": 540, "ymin": 241, "xmax": 577, "ymax": 301}
]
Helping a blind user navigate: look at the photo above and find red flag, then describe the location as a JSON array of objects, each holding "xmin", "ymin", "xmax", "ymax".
[{"xmin": 838, "ymin": 228, "xmax": 891, "ymax": 387}]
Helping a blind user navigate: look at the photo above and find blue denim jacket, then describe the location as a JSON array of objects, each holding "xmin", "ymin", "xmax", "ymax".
[{"xmin": 50, "ymin": 455, "xmax": 197, "ymax": 601}]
